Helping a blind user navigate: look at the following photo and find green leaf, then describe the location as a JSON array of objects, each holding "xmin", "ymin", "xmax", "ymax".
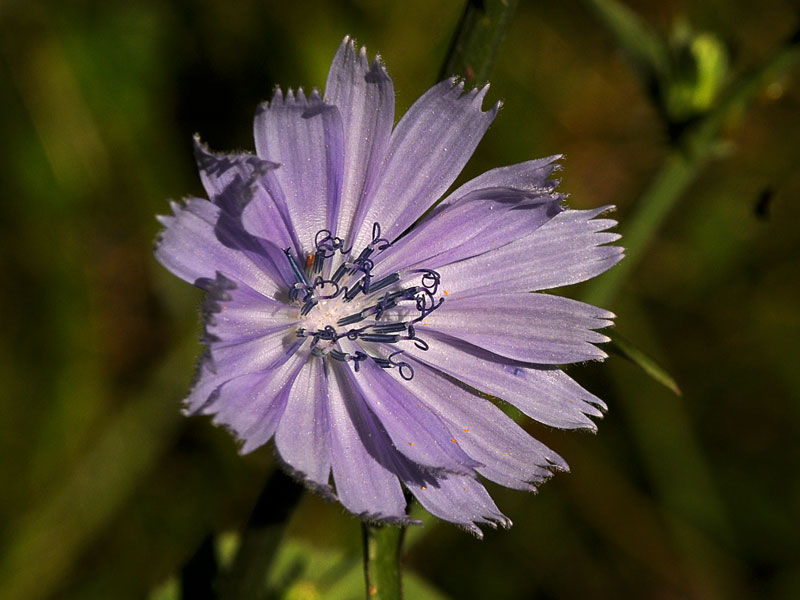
[{"xmin": 606, "ymin": 330, "xmax": 682, "ymax": 396}]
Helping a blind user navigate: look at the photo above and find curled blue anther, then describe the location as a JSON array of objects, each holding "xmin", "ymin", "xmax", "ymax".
[
  {"xmin": 417, "ymin": 269, "xmax": 441, "ymax": 294},
  {"xmin": 388, "ymin": 350, "xmax": 414, "ymax": 380},
  {"xmin": 331, "ymin": 263, "xmax": 348, "ymax": 284},
  {"xmin": 313, "ymin": 252, "xmax": 324, "ymax": 274},
  {"xmin": 350, "ymin": 351, "xmax": 368, "ymax": 372},
  {"xmin": 411, "ymin": 337, "xmax": 429, "ymax": 351},
  {"xmin": 371, "ymin": 223, "xmax": 391, "ymax": 251}
]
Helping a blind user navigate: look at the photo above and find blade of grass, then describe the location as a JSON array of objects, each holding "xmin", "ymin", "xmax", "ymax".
[{"xmin": 606, "ymin": 330, "xmax": 682, "ymax": 396}]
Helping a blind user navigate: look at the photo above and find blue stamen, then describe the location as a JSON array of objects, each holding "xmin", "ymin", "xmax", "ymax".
[
  {"xmin": 344, "ymin": 282, "xmax": 363, "ymax": 301},
  {"xmin": 371, "ymin": 322, "xmax": 408, "ymax": 333},
  {"xmin": 290, "ymin": 224, "xmax": 443, "ymax": 382},
  {"xmin": 369, "ymin": 273, "xmax": 401, "ymax": 294},
  {"xmin": 331, "ymin": 263, "xmax": 348, "ymax": 284},
  {"xmin": 300, "ymin": 297, "xmax": 318, "ymax": 316},
  {"xmin": 358, "ymin": 333, "xmax": 401, "ymax": 343},
  {"xmin": 283, "ymin": 248, "xmax": 309, "ymax": 286},
  {"xmin": 337, "ymin": 311, "xmax": 367, "ymax": 326}
]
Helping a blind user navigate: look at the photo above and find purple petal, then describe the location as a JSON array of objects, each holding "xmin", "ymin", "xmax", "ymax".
[
  {"xmin": 337, "ymin": 339, "xmax": 481, "ymax": 475},
  {"xmin": 443, "ymin": 155, "xmax": 564, "ymax": 198},
  {"xmin": 408, "ymin": 331, "xmax": 606, "ymax": 430},
  {"xmin": 402, "ymin": 357, "xmax": 567, "ymax": 487},
  {"xmin": 373, "ymin": 188, "xmax": 564, "ymax": 275},
  {"xmin": 253, "ymin": 88, "xmax": 344, "ymax": 244},
  {"xmin": 155, "ymin": 198, "xmax": 289, "ymax": 298},
  {"xmin": 185, "ymin": 274, "xmax": 299, "ymax": 415},
  {"xmin": 185, "ymin": 330, "xmax": 299, "ymax": 416},
  {"xmin": 350, "ymin": 79, "xmax": 499, "ymax": 251},
  {"xmin": 436, "ymin": 207, "xmax": 623, "ymax": 298},
  {"xmin": 193, "ymin": 136, "xmax": 275, "ymax": 212},
  {"xmin": 238, "ymin": 168, "xmax": 303, "ymax": 256},
  {"xmin": 209, "ymin": 345, "xmax": 309, "ymax": 454},
  {"xmin": 194, "ymin": 138, "xmax": 303, "ymax": 257},
  {"xmin": 325, "ymin": 37, "xmax": 394, "ymax": 247},
  {"xmin": 405, "ymin": 473, "xmax": 510, "ymax": 538},
  {"xmin": 327, "ymin": 362, "xmax": 409, "ymax": 521},
  {"xmin": 200, "ymin": 272, "xmax": 299, "ymax": 346},
  {"xmin": 422, "ymin": 292, "xmax": 614, "ymax": 364},
  {"xmin": 274, "ymin": 357, "xmax": 333, "ymax": 494}
]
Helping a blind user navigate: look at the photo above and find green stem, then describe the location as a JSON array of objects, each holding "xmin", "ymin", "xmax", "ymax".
[
  {"xmin": 582, "ymin": 26, "xmax": 800, "ymax": 307},
  {"xmin": 362, "ymin": 522, "xmax": 405, "ymax": 600},
  {"xmin": 439, "ymin": 0, "xmax": 520, "ymax": 84}
]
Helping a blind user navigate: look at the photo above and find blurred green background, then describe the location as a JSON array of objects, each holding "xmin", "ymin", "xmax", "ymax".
[{"xmin": 1, "ymin": 0, "xmax": 799, "ymax": 598}]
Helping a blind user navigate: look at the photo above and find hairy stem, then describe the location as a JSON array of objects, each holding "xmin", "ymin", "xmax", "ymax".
[{"xmin": 362, "ymin": 522, "xmax": 405, "ymax": 600}]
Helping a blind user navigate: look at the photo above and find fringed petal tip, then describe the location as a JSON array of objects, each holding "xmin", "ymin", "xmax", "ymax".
[
  {"xmin": 276, "ymin": 458, "xmax": 338, "ymax": 502},
  {"xmin": 461, "ymin": 513, "xmax": 513, "ymax": 540},
  {"xmin": 359, "ymin": 512, "xmax": 423, "ymax": 528},
  {"xmin": 436, "ymin": 77, "xmax": 500, "ymax": 115}
]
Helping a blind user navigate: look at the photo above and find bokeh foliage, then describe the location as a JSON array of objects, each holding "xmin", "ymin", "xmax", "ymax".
[{"xmin": 1, "ymin": 0, "xmax": 799, "ymax": 598}]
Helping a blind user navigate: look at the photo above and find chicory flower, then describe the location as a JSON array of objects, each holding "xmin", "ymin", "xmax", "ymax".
[{"xmin": 155, "ymin": 36, "xmax": 622, "ymax": 536}]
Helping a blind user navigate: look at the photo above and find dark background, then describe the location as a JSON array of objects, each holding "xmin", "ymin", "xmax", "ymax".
[{"xmin": 1, "ymin": 0, "xmax": 799, "ymax": 598}]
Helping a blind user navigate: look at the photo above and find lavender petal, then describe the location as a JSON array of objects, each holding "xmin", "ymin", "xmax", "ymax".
[
  {"xmin": 408, "ymin": 331, "xmax": 606, "ymax": 430},
  {"xmin": 325, "ymin": 36, "xmax": 394, "ymax": 247},
  {"xmin": 274, "ymin": 357, "xmax": 333, "ymax": 493},
  {"xmin": 391, "ymin": 357, "xmax": 567, "ymax": 491},
  {"xmin": 423, "ymin": 292, "xmax": 615, "ymax": 364},
  {"xmin": 209, "ymin": 345, "xmax": 309, "ymax": 454},
  {"xmin": 350, "ymin": 79, "xmax": 498, "ymax": 250},
  {"xmin": 155, "ymin": 198, "xmax": 288, "ymax": 298},
  {"xmin": 338, "ymin": 339, "xmax": 481, "ymax": 475},
  {"xmin": 443, "ymin": 154, "xmax": 564, "ymax": 199},
  {"xmin": 373, "ymin": 187, "xmax": 564, "ymax": 275},
  {"xmin": 253, "ymin": 88, "xmax": 344, "ymax": 243},
  {"xmin": 404, "ymin": 473, "xmax": 510, "ymax": 538},
  {"xmin": 327, "ymin": 362, "xmax": 409, "ymax": 521},
  {"xmin": 436, "ymin": 206, "xmax": 623, "ymax": 297}
]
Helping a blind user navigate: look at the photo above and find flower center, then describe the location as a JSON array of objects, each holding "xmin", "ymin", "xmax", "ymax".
[{"xmin": 282, "ymin": 224, "xmax": 443, "ymax": 380}]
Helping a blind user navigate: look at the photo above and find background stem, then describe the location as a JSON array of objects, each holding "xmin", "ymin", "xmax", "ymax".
[
  {"xmin": 439, "ymin": 0, "xmax": 520, "ymax": 84},
  {"xmin": 219, "ymin": 469, "xmax": 303, "ymax": 600}
]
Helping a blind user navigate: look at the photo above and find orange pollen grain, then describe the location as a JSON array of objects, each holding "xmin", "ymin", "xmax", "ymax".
[
  {"xmin": 444, "ymin": 290, "xmax": 449, "ymax": 295},
  {"xmin": 451, "ymin": 438, "xmax": 457, "ymax": 443},
  {"xmin": 409, "ymin": 442, "xmax": 414, "ymax": 446},
  {"xmin": 464, "ymin": 428, "xmax": 470, "ymax": 433}
]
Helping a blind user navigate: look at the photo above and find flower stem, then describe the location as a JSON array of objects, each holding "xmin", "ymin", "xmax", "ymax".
[
  {"xmin": 439, "ymin": 0, "xmax": 520, "ymax": 85},
  {"xmin": 362, "ymin": 522, "xmax": 405, "ymax": 600}
]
